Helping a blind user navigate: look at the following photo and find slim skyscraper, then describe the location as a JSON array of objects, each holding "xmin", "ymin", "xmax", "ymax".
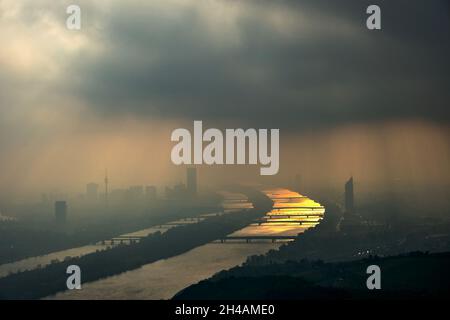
[
  {"xmin": 186, "ymin": 167, "xmax": 197, "ymax": 196},
  {"xmin": 345, "ymin": 177, "xmax": 354, "ymax": 215}
]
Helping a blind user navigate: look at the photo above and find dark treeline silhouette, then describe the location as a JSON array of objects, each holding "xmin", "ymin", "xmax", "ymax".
[
  {"xmin": 174, "ymin": 251, "xmax": 450, "ymax": 299},
  {"xmin": 0, "ymin": 208, "xmax": 266, "ymax": 299}
]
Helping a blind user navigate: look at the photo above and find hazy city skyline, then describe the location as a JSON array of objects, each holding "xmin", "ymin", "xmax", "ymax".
[
  {"xmin": 1, "ymin": 1, "xmax": 449, "ymax": 305},
  {"xmin": 0, "ymin": 0, "xmax": 448, "ymax": 203}
]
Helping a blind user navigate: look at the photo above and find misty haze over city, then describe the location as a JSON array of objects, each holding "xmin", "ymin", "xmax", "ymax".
[
  {"xmin": 0, "ymin": 0, "xmax": 448, "ymax": 205},
  {"xmin": 0, "ymin": 0, "xmax": 449, "ymax": 306}
]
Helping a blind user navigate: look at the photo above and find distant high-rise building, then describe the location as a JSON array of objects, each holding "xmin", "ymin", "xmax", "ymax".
[
  {"xmin": 54, "ymin": 201, "xmax": 67, "ymax": 224},
  {"xmin": 345, "ymin": 177, "xmax": 354, "ymax": 215},
  {"xmin": 86, "ymin": 183, "xmax": 99, "ymax": 202},
  {"xmin": 186, "ymin": 167, "xmax": 197, "ymax": 196}
]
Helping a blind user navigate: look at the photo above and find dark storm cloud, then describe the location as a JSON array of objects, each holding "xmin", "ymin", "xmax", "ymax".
[{"xmin": 68, "ymin": 0, "xmax": 450, "ymax": 129}]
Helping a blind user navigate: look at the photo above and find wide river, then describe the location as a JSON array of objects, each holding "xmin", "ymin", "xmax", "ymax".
[
  {"xmin": 0, "ymin": 188, "xmax": 325, "ymax": 299},
  {"xmin": 48, "ymin": 188, "xmax": 324, "ymax": 299}
]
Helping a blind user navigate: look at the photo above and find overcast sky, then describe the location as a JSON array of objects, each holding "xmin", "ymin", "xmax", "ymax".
[{"xmin": 0, "ymin": 0, "xmax": 449, "ymax": 198}]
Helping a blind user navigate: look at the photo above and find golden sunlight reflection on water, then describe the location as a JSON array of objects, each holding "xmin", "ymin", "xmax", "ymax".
[{"xmin": 230, "ymin": 188, "xmax": 324, "ymax": 237}]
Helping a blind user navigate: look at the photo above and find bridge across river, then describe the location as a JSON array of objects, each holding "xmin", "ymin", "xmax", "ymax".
[
  {"xmin": 96, "ymin": 192, "xmax": 324, "ymax": 246},
  {"xmin": 254, "ymin": 219, "xmax": 320, "ymax": 225},
  {"xmin": 99, "ymin": 234, "xmax": 298, "ymax": 245},
  {"xmin": 272, "ymin": 206, "xmax": 324, "ymax": 210},
  {"xmin": 99, "ymin": 236, "xmax": 146, "ymax": 245},
  {"xmin": 265, "ymin": 213, "xmax": 323, "ymax": 219},
  {"xmin": 218, "ymin": 235, "xmax": 297, "ymax": 243}
]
